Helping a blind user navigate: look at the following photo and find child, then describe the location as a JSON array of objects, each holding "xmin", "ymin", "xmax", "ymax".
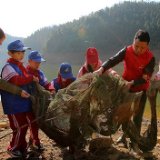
[
  {"xmin": 51, "ymin": 63, "xmax": 76, "ymax": 154},
  {"xmin": 26, "ymin": 50, "xmax": 55, "ymax": 93},
  {"xmin": 26, "ymin": 50, "xmax": 55, "ymax": 152},
  {"xmin": 77, "ymin": 47, "xmax": 119, "ymax": 139},
  {"xmin": 1, "ymin": 40, "xmax": 39, "ymax": 158},
  {"xmin": 77, "ymin": 47, "xmax": 119, "ymax": 78},
  {"xmin": 0, "ymin": 28, "xmax": 29, "ymax": 98},
  {"xmin": 51, "ymin": 62, "xmax": 76, "ymax": 93}
]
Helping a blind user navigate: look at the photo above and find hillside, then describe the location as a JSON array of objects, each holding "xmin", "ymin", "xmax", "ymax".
[
  {"xmin": 26, "ymin": 1, "xmax": 160, "ymax": 64},
  {"xmin": 1, "ymin": 1, "xmax": 160, "ymax": 65}
]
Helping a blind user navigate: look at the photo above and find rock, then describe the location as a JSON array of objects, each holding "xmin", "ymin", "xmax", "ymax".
[
  {"xmin": 157, "ymin": 136, "xmax": 160, "ymax": 144},
  {"xmin": 0, "ymin": 122, "xmax": 9, "ymax": 128}
]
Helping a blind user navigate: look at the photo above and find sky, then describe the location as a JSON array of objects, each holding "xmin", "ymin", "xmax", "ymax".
[{"xmin": 1, "ymin": 0, "xmax": 159, "ymax": 38}]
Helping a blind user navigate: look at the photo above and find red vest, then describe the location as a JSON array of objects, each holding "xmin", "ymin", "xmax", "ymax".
[{"xmin": 122, "ymin": 45, "xmax": 154, "ymax": 91}]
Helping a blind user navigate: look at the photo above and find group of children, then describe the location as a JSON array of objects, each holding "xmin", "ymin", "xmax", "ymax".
[
  {"xmin": 0, "ymin": 37, "xmax": 119, "ymax": 158},
  {"xmin": 1, "ymin": 40, "xmax": 46, "ymax": 158}
]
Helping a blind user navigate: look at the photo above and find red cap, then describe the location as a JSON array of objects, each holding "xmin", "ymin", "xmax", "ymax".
[{"xmin": 85, "ymin": 47, "xmax": 98, "ymax": 63}]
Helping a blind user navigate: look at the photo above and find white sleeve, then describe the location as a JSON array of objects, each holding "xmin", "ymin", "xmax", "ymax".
[
  {"xmin": 2, "ymin": 64, "xmax": 18, "ymax": 81},
  {"xmin": 77, "ymin": 67, "xmax": 83, "ymax": 79}
]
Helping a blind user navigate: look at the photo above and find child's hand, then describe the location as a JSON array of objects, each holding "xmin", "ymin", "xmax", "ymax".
[
  {"xmin": 33, "ymin": 75, "xmax": 39, "ymax": 82},
  {"xmin": 21, "ymin": 90, "xmax": 30, "ymax": 98}
]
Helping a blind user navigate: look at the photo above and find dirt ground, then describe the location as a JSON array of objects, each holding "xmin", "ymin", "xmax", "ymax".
[{"xmin": 0, "ymin": 102, "xmax": 160, "ymax": 160}]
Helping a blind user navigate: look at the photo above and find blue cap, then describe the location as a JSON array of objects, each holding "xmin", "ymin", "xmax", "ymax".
[
  {"xmin": 7, "ymin": 40, "xmax": 31, "ymax": 51},
  {"xmin": 28, "ymin": 51, "xmax": 46, "ymax": 62},
  {"xmin": 60, "ymin": 62, "xmax": 73, "ymax": 79}
]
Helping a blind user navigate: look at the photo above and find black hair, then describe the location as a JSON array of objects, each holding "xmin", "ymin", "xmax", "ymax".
[
  {"xmin": 0, "ymin": 28, "xmax": 6, "ymax": 39},
  {"xmin": 134, "ymin": 29, "xmax": 150, "ymax": 44},
  {"xmin": 9, "ymin": 50, "xmax": 25, "ymax": 54},
  {"xmin": 87, "ymin": 64, "xmax": 94, "ymax": 73},
  {"xmin": 57, "ymin": 71, "xmax": 61, "ymax": 77}
]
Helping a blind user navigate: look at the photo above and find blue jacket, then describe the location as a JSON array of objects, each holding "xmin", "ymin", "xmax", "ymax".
[
  {"xmin": 27, "ymin": 69, "xmax": 45, "ymax": 93},
  {"xmin": 53, "ymin": 77, "xmax": 76, "ymax": 93},
  {"xmin": 1, "ymin": 62, "xmax": 32, "ymax": 115}
]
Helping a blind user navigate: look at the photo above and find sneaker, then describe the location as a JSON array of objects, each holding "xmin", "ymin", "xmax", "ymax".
[
  {"xmin": 31, "ymin": 143, "xmax": 44, "ymax": 152},
  {"xmin": 7, "ymin": 150, "xmax": 22, "ymax": 158}
]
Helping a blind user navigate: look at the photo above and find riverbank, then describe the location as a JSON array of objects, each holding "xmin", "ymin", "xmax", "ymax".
[{"xmin": 0, "ymin": 103, "xmax": 160, "ymax": 159}]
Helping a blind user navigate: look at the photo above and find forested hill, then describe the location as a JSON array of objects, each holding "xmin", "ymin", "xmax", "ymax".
[
  {"xmin": 42, "ymin": 1, "xmax": 160, "ymax": 54},
  {"xmin": 4, "ymin": 1, "xmax": 160, "ymax": 64}
]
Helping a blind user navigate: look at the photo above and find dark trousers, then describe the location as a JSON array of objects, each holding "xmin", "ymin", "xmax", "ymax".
[{"xmin": 122, "ymin": 90, "xmax": 147, "ymax": 134}]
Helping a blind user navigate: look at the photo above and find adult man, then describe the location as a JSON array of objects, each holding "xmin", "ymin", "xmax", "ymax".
[{"xmin": 94, "ymin": 29, "xmax": 155, "ymax": 152}]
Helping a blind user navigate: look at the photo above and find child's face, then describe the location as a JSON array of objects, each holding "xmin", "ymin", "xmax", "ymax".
[
  {"xmin": 89, "ymin": 62, "xmax": 98, "ymax": 70},
  {"xmin": 61, "ymin": 77, "xmax": 67, "ymax": 82},
  {"xmin": 8, "ymin": 51, "xmax": 25, "ymax": 62},
  {"xmin": 28, "ymin": 59, "xmax": 41, "ymax": 71}
]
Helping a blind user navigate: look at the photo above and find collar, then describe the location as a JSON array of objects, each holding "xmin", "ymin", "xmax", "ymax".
[
  {"xmin": 7, "ymin": 58, "xmax": 28, "ymax": 76},
  {"xmin": 56, "ymin": 76, "xmax": 72, "ymax": 88},
  {"xmin": 26, "ymin": 65, "xmax": 41, "ymax": 80},
  {"xmin": 7, "ymin": 58, "xmax": 24, "ymax": 67}
]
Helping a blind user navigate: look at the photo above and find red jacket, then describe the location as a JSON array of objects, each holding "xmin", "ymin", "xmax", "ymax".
[
  {"xmin": 102, "ymin": 45, "xmax": 155, "ymax": 92},
  {"xmin": 122, "ymin": 46, "xmax": 154, "ymax": 91},
  {"xmin": 77, "ymin": 59, "xmax": 119, "ymax": 78}
]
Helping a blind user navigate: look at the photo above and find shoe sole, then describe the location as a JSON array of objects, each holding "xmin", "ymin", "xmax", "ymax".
[{"xmin": 7, "ymin": 150, "xmax": 21, "ymax": 158}]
